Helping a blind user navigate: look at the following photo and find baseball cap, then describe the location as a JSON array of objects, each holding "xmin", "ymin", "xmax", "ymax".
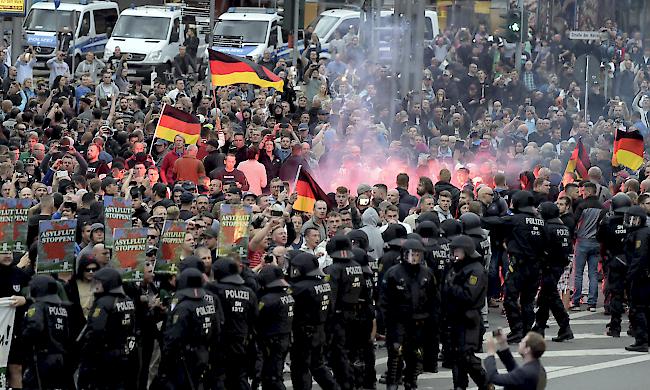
[
  {"xmin": 154, "ymin": 139, "xmax": 168, "ymax": 146},
  {"xmin": 298, "ymin": 123, "xmax": 309, "ymax": 131},
  {"xmin": 357, "ymin": 183, "xmax": 372, "ymax": 195},
  {"xmin": 180, "ymin": 191, "xmax": 194, "ymax": 204}
]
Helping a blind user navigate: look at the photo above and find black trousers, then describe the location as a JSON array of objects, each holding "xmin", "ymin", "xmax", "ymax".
[
  {"xmin": 212, "ymin": 336, "xmax": 250, "ymax": 390},
  {"xmin": 385, "ymin": 320, "xmax": 425, "ymax": 387},
  {"xmin": 451, "ymin": 350, "xmax": 488, "ymax": 390},
  {"xmin": 348, "ymin": 314, "xmax": 376, "ymax": 389},
  {"xmin": 630, "ymin": 278, "xmax": 650, "ymax": 345},
  {"xmin": 259, "ymin": 334, "xmax": 290, "ymax": 390},
  {"xmin": 535, "ymin": 265, "xmax": 570, "ymax": 329},
  {"xmin": 329, "ymin": 314, "xmax": 355, "ymax": 390},
  {"xmin": 290, "ymin": 325, "xmax": 339, "ymax": 390},
  {"xmin": 503, "ymin": 259, "xmax": 540, "ymax": 336}
]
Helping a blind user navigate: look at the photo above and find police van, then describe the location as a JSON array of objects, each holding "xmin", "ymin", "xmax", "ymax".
[
  {"xmin": 23, "ymin": 0, "xmax": 119, "ymax": 70},
  {"xmin": 310, "ymin": 8, "xmax": 440, "ymax": 60},
  {"xmin": 211, "ymin": 7, "xmax": 291, "ymax": 63},
  {"xmin": 104, "ymin": 4, "xmax": 210, "ymax": 79}
]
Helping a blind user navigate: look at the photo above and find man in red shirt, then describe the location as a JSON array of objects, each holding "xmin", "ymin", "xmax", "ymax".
[
  {"xmin": 173, "ymin": 145, "xmax": 206, "ymax": 183},
  {"xmin": 160, "ymin": 135, "xmax": 186, "ymax": 184}
]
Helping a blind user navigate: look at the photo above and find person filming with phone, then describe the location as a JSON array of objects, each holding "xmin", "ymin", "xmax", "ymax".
[{"xmin": 485, "ymin": 330, "xmax": 547, "ymax": 390}]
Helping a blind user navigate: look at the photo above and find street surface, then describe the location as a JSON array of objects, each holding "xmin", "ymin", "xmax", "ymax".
[{"xmin": 284, "ymin": 305, "xmax": 650, "ymax": 389}]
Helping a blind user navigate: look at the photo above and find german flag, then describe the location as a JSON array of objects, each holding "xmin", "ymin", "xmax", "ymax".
[
  {"xmin": 209, "ymin": 49, "xmax": 284, "ymax": 92},
  {"xmin": 154, "ymin": 105, "xmax": 201, "ymax": 145},
  {"xmin": 612, "ymin": 128, "xmax": 644, "ymax": 170},
  {"xmin": 293, "ymin": 169, "xmax": 334, "ymax": 212},
  {"xmin": 563, "ymin": 138, "xmax": 590, "ymax": 185}
]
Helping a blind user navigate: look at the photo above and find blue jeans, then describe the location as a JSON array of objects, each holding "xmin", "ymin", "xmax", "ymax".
[{"xmin": 572, "ymin": 239, "xmax": 600, "ymax": 306}]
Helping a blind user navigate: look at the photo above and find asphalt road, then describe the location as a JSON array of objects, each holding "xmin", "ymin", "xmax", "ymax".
[{"xmin": 284, "ymin": 304, "xmax": 650, "ymax": 390}]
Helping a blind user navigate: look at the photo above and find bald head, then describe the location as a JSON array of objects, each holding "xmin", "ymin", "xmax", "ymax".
[{"xmin": 588, "ymin": 166, "xmax": 602, "ymax": 180}]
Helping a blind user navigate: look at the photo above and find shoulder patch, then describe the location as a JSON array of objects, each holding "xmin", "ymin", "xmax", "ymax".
[
  {"xmin": 92, "ymin": 307, "xmax": 102, "ymax": 318},
  {"xmin": 636, "ymin": 240, "xmax": 641, "ymax": 249},
  {"xmin": 258, "ymin": 301, "xmax": 265, "ymax": 311},
  {"xmin": 172, "ymin": 314, "xmax": 179, "ymax": 324},
  {"xmin": 27, "ymin": 307, "xmax": 36, "ymax": 318},
  {"xmin": 324, "ymin": 274, "xmax": 331, "ymax": 282},
  {"xmin": 469, "ymin": 275, "xmax": 478, "ymax": 286}
]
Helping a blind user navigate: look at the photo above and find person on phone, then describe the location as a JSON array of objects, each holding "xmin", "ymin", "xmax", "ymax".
[{"xmin": 46, "ymin": 51, "xmax": 70, "ymax": 87}]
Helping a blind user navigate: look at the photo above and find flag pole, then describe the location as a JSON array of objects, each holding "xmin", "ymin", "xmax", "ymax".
[
  {"xmin": 292, "ymin": 164, "xmax": 302, "ymax": 193},
  {"xmin": 148, "ymin": 103, "xmax": 167, "ymax": 156}
]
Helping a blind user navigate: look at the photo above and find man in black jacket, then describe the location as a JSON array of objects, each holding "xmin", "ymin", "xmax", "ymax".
[{"xmin": 485, "ymin": 331, "xmax": 547, "ymax": 390}]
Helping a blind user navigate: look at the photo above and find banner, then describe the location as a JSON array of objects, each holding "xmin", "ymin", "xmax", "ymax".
[
  {"xmin": 0, "ymin": 298, "xmax": 17, "ymax": 390},
  {"xmin": 37, "ymin": 219, "xmax": 77, "ymax": 274},
  {"xmin": 0, "ymin": 199, "xmax": 12, "ymax": 252},
  {"xmin": 217, "ymin": 204, "xmax": 252, "ymax": 259},
  {"xmin": 155, "ymin": 221, "xmax": 187, "ymax": 274},
  {"xmin": 111, "ymin": 228, "xmax": 148, "ymax": 282},
  {"xmin": 13, "ymin": 199, "xmax": 31, "ymax": 253},
  {"xmin": 103, "ymin": 196, "xmax": 133, "ymax": 249}
]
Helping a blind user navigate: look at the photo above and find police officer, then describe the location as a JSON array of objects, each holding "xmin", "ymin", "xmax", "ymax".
[
  {"xmin": 257, "ymin": 265, "xmax": 294, "ymax": 390},
  {"xmin": 439, "ymin": 218, "xmax": 463, "ymax": 368},
  {"xmin": 161, "ymin": 268, "xmax": 218, "ymax": 389},
  {"xmin": 484, "ymin": 191, "xmax": 548, "ymax": 343},
  {"xmin": 288, "ymin": 253, "xmax": 339, "ymax": 390},
  {"xmin": 78, "ymin": 268, "xmax": 137, "ymax": 390},
  {"xmin": 350, "ymin": 247, "xmax": 377, "ymax": 389},
  {"xmin": 533, "ymin": 202, "xmax": 574, "ymax": 342},
  {"xmin": 207, "ymin": 258, "xmax": 258, "ymax": 390},
  {"xmin": 324, "ymin": 235, "xmax": 363, "ymax": 390},
  {"xmin": 623, "ymin": 206, "xmax": 650, "ymax": 352},
  {"xmin": 461, "ymin": 212, "xmax": 491, "ymax": 332},
  {"xmin": 444, "ymin": 235, "xmax": 490, "ymax": 390},
  {"xmin": 597, "ymin": 193, "xmax": 631, "ymax": 337},
  {"xmin": 379, "ymin": 239, "xmax": 439, "ymax": 390},
  {"xmin": 417, "ymin": 220, "xmax": 449, "ymax": 373},
  {"xmin": 22, "ymin": 275, "xmax": 74, "ymax": 390}
]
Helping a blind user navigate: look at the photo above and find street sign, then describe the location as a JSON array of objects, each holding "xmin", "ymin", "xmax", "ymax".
[
  {"xmin": 0, "ymin": 0, "xmax": 25, "ymax": 17},
  {"xmin": 569, "ymin": 31, "xmax": 602, "ymax": 40}
]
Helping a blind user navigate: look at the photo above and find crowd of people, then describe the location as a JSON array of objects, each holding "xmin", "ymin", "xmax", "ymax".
[{"xmin": 1, "ymin": 9, "xmax": 650, "ymax": 390}]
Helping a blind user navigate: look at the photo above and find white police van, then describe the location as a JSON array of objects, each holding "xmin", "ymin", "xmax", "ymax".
[
  {"xmin": 310, "ymin": 8, "xmax": 440, "ymax": 60},
  {"xmin": 211, "ymin": 7, "xmax": 291, "ymax": 63},
  {"xmin": 103, "ymin": 4, "xmax": 210, "ymax": 79},
  {"xmin": 23, "ymin": 0, "xmax": 119, "ymax": 70}
]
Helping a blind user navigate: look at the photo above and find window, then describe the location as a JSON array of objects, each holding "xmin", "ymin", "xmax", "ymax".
[
  {"xmin": 94, "ymin": 8, "xmax": 118, "ymax": 35},
  {"xmin": 79, "ymin": 12, "xmax": 91, "ymax": 37}
]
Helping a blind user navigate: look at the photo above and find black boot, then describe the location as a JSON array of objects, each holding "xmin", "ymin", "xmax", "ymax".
[
  {"xmin": 552, "ymin": 326, "xmax": 574, "ymax": 342},
  {"xmin": 625, "ymin": 343, "xmax": 649, "ymax": 352},
  {"xmin": 507, "ymin": 332, "xmax": 523, "ymax": 344},
  {"xmin": 606, "ymin": 323, "xmax": 621, "ymax": 337},
  {"xmin": 531, "ymin": 325, "xmax": 545, "ymax": 337}
]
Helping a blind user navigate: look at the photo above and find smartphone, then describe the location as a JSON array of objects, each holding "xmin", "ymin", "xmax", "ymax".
[
  {"xmin": 492, "ymin": 328, "xmax": 503, "ymax": 337},
  {"xmin": 271, "ymin": 209, "xmax": 283, "ymax": 217},
  {"xmin": 55, "ymin": 170, "xmax": 69, "ymax": 179},
  {"xmin": 282, "ymin": 181, "xmax": 290, "ymax": 192}
]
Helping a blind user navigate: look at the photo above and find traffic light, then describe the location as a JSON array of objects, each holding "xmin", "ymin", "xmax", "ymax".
[{"xmin": 500, "ymin": 10, "xmax": 527, "ymax": 43}]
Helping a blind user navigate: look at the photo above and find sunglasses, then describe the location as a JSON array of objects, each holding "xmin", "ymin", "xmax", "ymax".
[
  {"xmin": 86, "ymin": 267, "xmax": 98, "ymax": 272},
  {"xmin": 148, "ymin": 235, "xmax": 160, "ymax": 239}
]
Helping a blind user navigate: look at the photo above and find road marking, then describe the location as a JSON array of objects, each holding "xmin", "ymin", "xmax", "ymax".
[
  {"xmin": 417, "ymin": 366, "xmax": 572, "ymax": 379},
  {"xmin": 545, "ymin": 354, "xmax": 650, "ymax": 379},
  {"xmin": 543, "ymin": 333, "xmax": 619, "ymax": 340},
  {"xmin": 559, "ymin": 319, "xmax": 629, "ymax": 325}
]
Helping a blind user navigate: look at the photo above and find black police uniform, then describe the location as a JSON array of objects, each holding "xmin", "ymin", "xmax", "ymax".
[
  {"xmin": 22, "ymin": 275, "xmax": 74, "ymax": 390},
  {"xmin": 623, "ymin": 206, "xmax": 650, "ymax": 351},
  {"xmin": 444, "ymin": 236, "xmax": 489, "ymax": 390},
  {"xmin": 597, "ymin": 194, "xmax": 630, "ymax": 336},
  {"xmin": 207, "ymin": 259, "xmax": 258, "ymax": 390},
  {"xmin": 350, "ymin": 247, "xmax": 377, "ymax": 389},
  {"xmin": 289, "ymin": 253, "xmax": 339, "ymax": 390},
  {"xmin": 534, "ymin": 202, "xmax": 574, "ymax": 341},
  {"xmin": 161, "ymin": 269, "xmax": 219, "ymax": 390},
  {"xmin": 78, "ymin": 268, "xmax": 137, "ymax": 390},
  {"xmin": 417, "ymin": 221, "xmax": 449, "ymax": 373},
  {"xmin": 324, "ymin": 235, "xmax": 363, "ymax": 390},
  {"xmin": 379, "ymin": 239, "xmax": 439, "ymax": 389},
  {"xmin": 484, "ymin": 191, "xmax": 548, "ymax": 342},
  {"xmin": 257, "ymin": 265, "xmax": 294, "ymax": 390}
]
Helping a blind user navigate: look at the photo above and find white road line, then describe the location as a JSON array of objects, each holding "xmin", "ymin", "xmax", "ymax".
[
  {"xmin": 546, "ymin": 354, "xmax": 650, "ymax": 379},
  {"xmin": 417, "ymin": 366, "xmax": 572, "ymax": 380},
  {"xmin": 562, "ymin": 319, "xmax": 629, "ymax": 325},
  {"xmin": 543, "ymin": 333, "xmax": 619, "ymax": 340}
]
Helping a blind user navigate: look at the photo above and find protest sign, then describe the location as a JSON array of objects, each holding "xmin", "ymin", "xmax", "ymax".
[
  {"xmin": 0, "ymin": 199, "xmax": 12, "ymax": 252},
  {"xmin": 155, "ymin": 220, "xmax": 187, "ymax": 274},
  {"xmin": 37, "ymin": 219, "xmax": 77, "ymax": 274},
  {"xmin": 13, "ymin": 199, "xmax": 32, "ymax": 253},
  {"xmin": 111, "ymin": 228, "xmax": 148, "ymax": 282},
  {"xmin": 104, "ymin": 196, "xmax": 133, "ymax": 249},
  {"xmin": 0, "ymin": 298, "xmax": 16, "ymax": 390},
  {"xmin": 217, "ymin": 204, "xmax": 252, "ymax": 259}
]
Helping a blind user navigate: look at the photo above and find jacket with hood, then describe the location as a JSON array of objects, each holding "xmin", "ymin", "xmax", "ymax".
[
  {"xmin": 360, "ymin": 208, "xmax": 384, "ymax": 259},
  {"xmin": 433, "ymin": 205, "xmax": 453, "ymax": 222},
  {"xmin": 434, "ymin": 181, "xmax": 461, "ymax": 211}
]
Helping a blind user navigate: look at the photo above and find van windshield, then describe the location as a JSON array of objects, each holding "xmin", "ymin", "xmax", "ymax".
[
  {"xmin": 310, "ymin": 15, "xmax": 340, "ymax": 39},
  {"xmin": 214, "ymin": 20, "xmax": 268, "ymax": 44},
  {"xmin": 25, "ymin": 9, "xmax": 79, "ymax": 32},
  {"xmin": 112, "ymin": 15, "xmax": 170, "ymax": 40}
]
